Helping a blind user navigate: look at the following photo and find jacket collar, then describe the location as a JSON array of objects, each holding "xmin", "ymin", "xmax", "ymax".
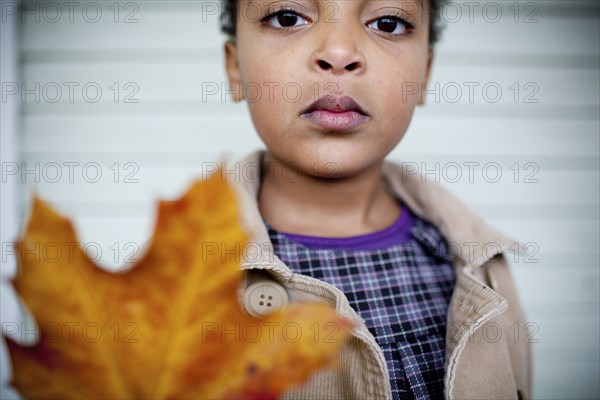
[{"xmin": 229, "ymin": 149, "xmax": 521, "ymax": 277}]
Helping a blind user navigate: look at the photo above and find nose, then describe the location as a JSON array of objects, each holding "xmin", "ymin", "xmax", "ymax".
[{"xmin": 310, "ymin": 26, "xmax": 366, "ymax": 75}]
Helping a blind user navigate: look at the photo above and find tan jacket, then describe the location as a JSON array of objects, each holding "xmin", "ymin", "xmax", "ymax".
[{"xmin": 229, "ymin": 149, "xmax": 533, "ymax": 400}]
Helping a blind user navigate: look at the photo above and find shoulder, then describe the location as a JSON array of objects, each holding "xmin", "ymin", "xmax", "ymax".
[{"xmin": 381, "ymin": 158, "xmax": 527, "ymax": 268}]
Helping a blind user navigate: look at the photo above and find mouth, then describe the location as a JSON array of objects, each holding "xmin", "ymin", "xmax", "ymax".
[{"xmin": 300, "ymin": 95, "xmax": 370, "ymax": 132}]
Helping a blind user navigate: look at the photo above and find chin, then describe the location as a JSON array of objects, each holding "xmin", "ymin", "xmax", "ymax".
[{"xmin": 301, "ymin": 156, "xmax": 376, "ymax": 180}]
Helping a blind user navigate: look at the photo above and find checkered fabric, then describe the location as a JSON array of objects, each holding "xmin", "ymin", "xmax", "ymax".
[{"xmin": 264, "ymin": 207, "xmax": 456, "ymax": 399}]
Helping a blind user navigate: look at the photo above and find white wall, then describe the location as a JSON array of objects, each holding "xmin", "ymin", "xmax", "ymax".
[
  {"xmin": 1, "ymin": 0, "xmax": 599, "ymax": 398},
  {"xmin": 1, "ymin": 0, "xmax": 27, "ymax": 399}
]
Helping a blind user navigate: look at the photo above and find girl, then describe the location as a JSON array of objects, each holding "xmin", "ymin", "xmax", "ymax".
[{"xmin": 219, "ymin": 0, "xmax": 532, "ymax": 398}]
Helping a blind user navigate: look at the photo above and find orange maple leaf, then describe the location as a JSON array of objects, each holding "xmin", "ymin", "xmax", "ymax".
[{"xmin": 3, "ymin": 168, "xmax": 354, "ymax": 399}]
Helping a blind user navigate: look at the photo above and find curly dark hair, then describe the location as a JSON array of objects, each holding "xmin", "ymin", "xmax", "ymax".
[{"xmin": 219, "ymin": 0, "xmax": 449, "ymax": 50}]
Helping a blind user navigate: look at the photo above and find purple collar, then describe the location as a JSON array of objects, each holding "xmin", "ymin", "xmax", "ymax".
[{"xmin": 263, "ymin": 204, "xmax": 414, "ymax": 251}]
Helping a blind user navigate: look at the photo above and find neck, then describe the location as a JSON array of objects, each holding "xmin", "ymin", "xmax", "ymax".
[{"xmin": 258, "ymin": 151, "xmax": 401, "ymax": 237}]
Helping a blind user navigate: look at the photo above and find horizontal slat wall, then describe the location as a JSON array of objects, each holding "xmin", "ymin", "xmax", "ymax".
[
  {"xmin": 3, "ymin": 1, "xmax": 599, "ymax": 399},
  {"xmin": 0, "ymin": 2, "xmax": 25, "ymax": 400}
]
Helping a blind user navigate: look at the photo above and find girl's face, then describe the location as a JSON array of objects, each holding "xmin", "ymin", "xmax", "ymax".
[{"xmin": 225, "ymin": 0, "xmax": 433, "ymax": 178}]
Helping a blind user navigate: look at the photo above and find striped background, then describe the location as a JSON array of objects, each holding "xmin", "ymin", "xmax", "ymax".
[{"xmin": 1, "ymin": 0, "xmax": 599, "ymax": 398}]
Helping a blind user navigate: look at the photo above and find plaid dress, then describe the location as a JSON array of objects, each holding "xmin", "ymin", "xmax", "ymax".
[{"xmin": 263, "ymin": 204, "xmax": 456, "ymax": 399}]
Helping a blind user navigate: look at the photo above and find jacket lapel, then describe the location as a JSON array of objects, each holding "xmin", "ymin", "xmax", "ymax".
[{"xmin": 381, "ymin": 161, "xmax": 523, "ymax": 396}]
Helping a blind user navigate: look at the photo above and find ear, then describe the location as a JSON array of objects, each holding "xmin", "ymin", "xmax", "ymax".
[
  {"xmin": 419, "ymin": 51, "xmax": 434, "ymax": 105},
  {"xmin": 224, "ymin": 40, "xmax": 244, "ymax": 103}
]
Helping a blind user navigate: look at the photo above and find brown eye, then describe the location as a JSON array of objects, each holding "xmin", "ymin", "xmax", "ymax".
[
  {"xmin": 377, "ymin": 17, "xmax": 402, "ymax": 33},
  {"xmin": 262, "ymin": 10, "xmax": 309, "ymax": 30},
  {"xmin": 367, "ymin": 15, "xmax": 412, "ymax": 36},
  {"xmin": 277, "ymin": 12, "xmax": 299, "ymax": 27}
]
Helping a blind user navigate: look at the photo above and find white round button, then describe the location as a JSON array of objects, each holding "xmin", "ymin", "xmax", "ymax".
[{"xmin": 243, "ymin": 281, "xmax": 289, "ymax": 317}]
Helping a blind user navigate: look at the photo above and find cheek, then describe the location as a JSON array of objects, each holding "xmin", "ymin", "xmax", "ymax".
[
  {"xmin": 246, "ymin": 95, "xmax": 290, "ymax": 146},
  {"xmin": 379, "ymin": 79, "xmax": 420, "ymax": 125},
  {"xmin": 370, "ymin": 53, "xmax": 428, "ymax": 102},
  {"xmin": 239, "ymin": 40, "xmax": 293, "ymax": 83},
  {"xmin": 240, "ymin": 55, "xmax": 296, "ymax": 105}
]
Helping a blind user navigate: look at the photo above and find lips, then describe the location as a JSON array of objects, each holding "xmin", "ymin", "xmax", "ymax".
[
  {"xmin": 301, "ymin": 95, "xmax": 369, "ymax": 116},
  {"xmin": 300, "ymin": 95, "xmax": 370, "ymax": 132}
]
